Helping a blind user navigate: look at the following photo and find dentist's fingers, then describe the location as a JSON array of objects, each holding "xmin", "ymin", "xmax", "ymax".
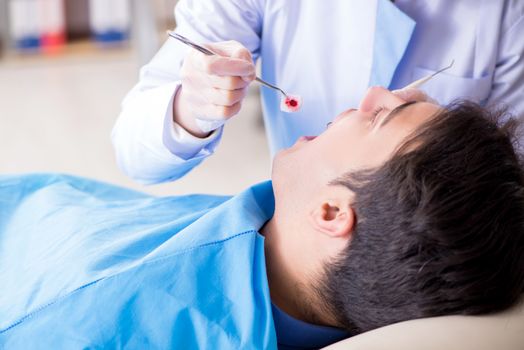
[
  {"xmin": 228, "ymin": 44, "xmax": 257, "ymax": 82},
  {"xmin": 359, "ymin": 86, "xmax": 406, "ymax": 112},
  {"xmin": 201, "ymin": 101, "xmax": 243, "ymax": 119},
  {"xmin": 181, "ymin": 88, "xmax": 243, "ymax": 120},
  {"xmin": 174, "ymin": 40, "xmax": 256, "ymax": 136},
  {"xmin": 184, "ymin": 66, "xmax": 249, "ymax": 90},
  {"xmin": 193, "ymin": 54, "xmax": 255, "ymax": 76},
  {"xmin": 182, "ymin": 68, "xmax": 248, "ymax": 107},
  {"xmin": 392, "ymin": 88, "xmax": 438, "ymax": 104},
  {"xmin": 203, "ymin": 86, "xmax": 248, "ymax": 107},
  {"xmin": 207, "ymin": 74, "xmax": 250, "ymax": 90},
  {"xmin": 191, "ymin": 41, "xmax": 256, "ymax": 77}
]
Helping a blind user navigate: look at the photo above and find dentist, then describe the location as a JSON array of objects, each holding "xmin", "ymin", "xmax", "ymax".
[{"xmin": 112, "ymin": 0, "xmax": 524, "ymax": 184}]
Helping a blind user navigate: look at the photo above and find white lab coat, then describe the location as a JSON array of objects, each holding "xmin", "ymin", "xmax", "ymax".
[{"xmin": 112, "ymin": 0, "xmax": 524, "ymax": 184}]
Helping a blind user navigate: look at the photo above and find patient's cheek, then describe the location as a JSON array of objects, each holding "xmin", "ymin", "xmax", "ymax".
[{"xmin": 281, "ymin": 95, "xmax": 302, "ymax": 113}]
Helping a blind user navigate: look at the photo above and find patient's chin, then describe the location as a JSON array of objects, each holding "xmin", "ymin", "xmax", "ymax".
[
  {"xmin": 271, "ymin": 153, "xmax": 284, "ymax": 177},
  {"xmin": 271, "ymin": 140, "xmax": 310, "ymax": 192},
  {"xmin": 271, "ymin": 151, "xmax": 294, "ymax": 188}
]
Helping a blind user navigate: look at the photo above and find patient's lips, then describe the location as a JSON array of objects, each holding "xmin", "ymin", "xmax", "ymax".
[
  {"xmin": 280, "ymin": 94, "xmax": 302, "ymax": 113},
  {"xmin": 297, "ymin": 135, "xmax": 316, "ymax": 143}
]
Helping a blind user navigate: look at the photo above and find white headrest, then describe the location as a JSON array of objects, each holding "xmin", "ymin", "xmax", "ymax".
[{"xmin": 323, "ymin": 296, "xmax": 524, "ymax": 350}]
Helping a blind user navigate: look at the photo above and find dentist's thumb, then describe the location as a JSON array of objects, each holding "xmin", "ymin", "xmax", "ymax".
[{"xmin": 392, "ymin": 88, "xmax": 438, "ymax": 104}]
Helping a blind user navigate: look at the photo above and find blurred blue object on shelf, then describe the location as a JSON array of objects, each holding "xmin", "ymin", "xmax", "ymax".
[
  {"xmin": 89, "ymin": 0, "xmax": 130, "ymax": 44},
  {"xmin": 8, "ymin": 0, "xmax": 41, "ymax": 50}
]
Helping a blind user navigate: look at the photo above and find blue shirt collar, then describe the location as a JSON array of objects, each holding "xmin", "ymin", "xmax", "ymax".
[{"xmin": 271, "ymin": 303, "xmax": 350, "ymax": 350}]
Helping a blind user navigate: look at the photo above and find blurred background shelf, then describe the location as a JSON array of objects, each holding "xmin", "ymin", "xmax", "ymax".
[
  {"xmin": 0, "ymin": 0, "xmax": 269, "ymax": 196},
  {"xmin": 0, "ymin": 0, "xmax": 177, "ymax": 65},
  {"xmin": 1, "ymin": 39, "xmax": 131, "ymax": 66}
]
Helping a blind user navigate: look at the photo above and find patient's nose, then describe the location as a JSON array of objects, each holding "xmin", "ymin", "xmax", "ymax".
[{"xmin": 358, "ymin": 86, "xmax": 406, "ymax": 114}]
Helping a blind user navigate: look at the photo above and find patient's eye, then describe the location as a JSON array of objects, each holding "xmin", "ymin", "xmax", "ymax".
[{"xmin": 371, "ymin": 107, "xmax": 384, "ymax": 124}]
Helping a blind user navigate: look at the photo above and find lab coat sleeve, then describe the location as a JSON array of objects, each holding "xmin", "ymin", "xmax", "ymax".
[
  {"xmin": 487, "ymin": 14, "xmax": 524, "ymax": 121},
  {"xmin": 112, "ymin": 0, "xmax": 263, "ymax": 184},
  {"xmin": 112, "ymin": 82, "xmax": 224, "ymax": 184}
]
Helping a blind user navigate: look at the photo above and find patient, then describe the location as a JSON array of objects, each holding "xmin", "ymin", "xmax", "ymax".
[{"xmin": 1, "ymin": 87, "xmax": 523, "ymax": 350}]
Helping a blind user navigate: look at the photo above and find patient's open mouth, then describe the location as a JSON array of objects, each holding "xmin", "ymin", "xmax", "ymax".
[{"xmin": 297, "ymin": 135, "xmax": 316, "ymax": 142}]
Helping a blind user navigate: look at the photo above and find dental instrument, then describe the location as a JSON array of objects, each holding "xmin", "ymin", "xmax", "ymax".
[
  {"xmin": 401, "ymin": 60, "xmax": 455, "ymax": 90},
  {"xmin": 324, "ymin": 60, "xmax": 455, "ymax": 129},
  {"xmin": 168, "ymin": 32, "xmax": 288, "ymax": 97}
]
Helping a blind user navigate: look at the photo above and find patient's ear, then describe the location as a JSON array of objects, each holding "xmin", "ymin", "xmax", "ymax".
[{"xmin": 309, "ymin": 200, "xmax": 355, "ymax": 238}]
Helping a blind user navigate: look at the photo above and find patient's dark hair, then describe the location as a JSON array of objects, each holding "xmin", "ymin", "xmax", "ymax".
[{"xmin": 322, "ymin": 101, "xmax": 524, "ymax": 334}]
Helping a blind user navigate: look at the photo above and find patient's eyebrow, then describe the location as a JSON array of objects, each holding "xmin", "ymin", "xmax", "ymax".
[{"xmin": 379, "ymin": 101, "xmax": 418, "ymax": 128}]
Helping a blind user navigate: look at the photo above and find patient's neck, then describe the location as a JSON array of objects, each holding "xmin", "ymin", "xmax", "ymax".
[{"xmin": 261, "ymin": 218, "xmax": 337, "ymax": 327}]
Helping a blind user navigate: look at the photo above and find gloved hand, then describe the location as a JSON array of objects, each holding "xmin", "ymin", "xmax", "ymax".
[
  {"xmin": 173, "ymin": 40, "xmax": 256, "ymax": 137},
  {"xmin": 392, "ymin": 88, "xmax": 438, "ymax": 104}
]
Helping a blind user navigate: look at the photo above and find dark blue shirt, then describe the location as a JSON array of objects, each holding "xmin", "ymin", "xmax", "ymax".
[{"xmin": 272, "ymin": 303, "xmax": 351, "ymax": 350}]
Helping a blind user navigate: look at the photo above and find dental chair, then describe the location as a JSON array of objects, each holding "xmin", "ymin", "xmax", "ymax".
[{"xmin": 324, "ymin": 295, "xmax": 524, "ymax": 350}]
